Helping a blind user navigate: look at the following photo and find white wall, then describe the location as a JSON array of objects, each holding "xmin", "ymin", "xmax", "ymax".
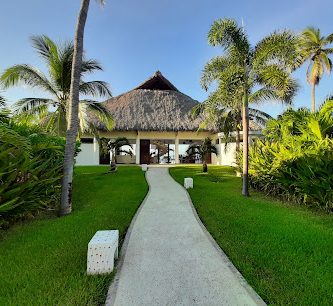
[
  {"xmin": 75, "ymin": 141, "xmax": 99, "ymax": 166},
  {"xmin": 211, "ymin": 142, "xmax": 238, "ymax": 166}
]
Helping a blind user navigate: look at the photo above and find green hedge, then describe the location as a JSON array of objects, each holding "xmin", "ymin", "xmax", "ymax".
[
  {"xmin": 249, "ymin": 101, "xmax": 333, "ymax": 210},
  {"xmin": 0, "ymin": 122, "xmax": 78, "ymax": 228}
]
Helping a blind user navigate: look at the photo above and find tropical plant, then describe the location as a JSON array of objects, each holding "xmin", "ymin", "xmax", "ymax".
[
  {"xmin": 249, "ymin": 99, "xmax": 333, "ymax": 210},
  {"xmin": 186, "ymin": 138, "xmax": 217, "ymax": 172},
  {"xmin": 0, "ymin": 35, "xmax": 112, "ymax": 136},
  {"xmin": 61, "ymin": 0, "xmax": 106, "ymax": 216},
  {"xmin": 100, "ymin": 137, "xmax": 133, "ymax": 171},
  {"xmin": 0, "ymin": 95, "xmax": 5, "ymax": 107},
  {"xmin": 0, "ymin": 95, "xmax": 10, "ymax": 123},
  {"xmin": 202, "ymin": 18, "xmax": 298, "ymax": 195},
  {"xmin": 295, "ymin": 27, "xmax": 333, "ymax": 112},
  {"xmin": 0, "ymin": 122, "xmax": 69, "ymax": 228},
  {"xmin": 193, "ymin": 99, "xmax": 271, "ymax": 152}
]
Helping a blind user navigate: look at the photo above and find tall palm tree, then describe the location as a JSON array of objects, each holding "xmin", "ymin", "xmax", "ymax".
[
  {"xmin": 202, "ymin": 18, "xmax": 298, "ymax": 196},
  {"xmin": 60, "ymin": 0, "xmax": 105, "ymax": 216},
  {"xmin": 296, "ymin": 27, "xmax": 333, "ymax": 112},
  {"xmin": 186, "ymin": 138, "xmax": 217, "ymax": 173},
  {"xmin": 0, "ymin": 35, "xmax": 112, "ymax": 135}
]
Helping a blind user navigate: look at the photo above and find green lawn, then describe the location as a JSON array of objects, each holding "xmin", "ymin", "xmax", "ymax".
[
  {"xmin": 170, "ymin": 165, "xmax": 333, "ymax": 305},
  {"xmin": 0, "ymin": 166, "xmax": 148, "ymax": 306}
]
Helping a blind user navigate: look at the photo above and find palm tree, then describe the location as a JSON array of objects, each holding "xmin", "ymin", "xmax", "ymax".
[
  {"xmin": 101, "ymin": 137, "xmax": 133, "ymax": 171},
  {"xmin": 186, "ymin": 138, "xmax": 217, "ymax": 173},
  {"xmin": 60, "ymin": 0, "xmax": 106, "ymax": 216},
  {"xmin": 0, "ymin": 35, "xmax": 112, "ymax": 135},
  {"xmin": 202, "ymin": 18, "xmax": 298, "ymax": 196},
  {"xmin": 296, "ymin": 27, "xmax": 333, "ymax": 112},
  {"xmin": 192, "ymin": 97, "xmax": 272, "ymax": 152}
]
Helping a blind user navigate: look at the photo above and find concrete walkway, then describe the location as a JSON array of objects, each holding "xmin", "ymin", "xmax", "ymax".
[{"xmin": 106, "ymin": 168, "xmax": 265, "ymax": 306}]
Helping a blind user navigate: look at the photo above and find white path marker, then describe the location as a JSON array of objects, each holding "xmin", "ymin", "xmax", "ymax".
[
  {"xmin": 184, "ymin": 177, "xmax": 193, "ymax": 189},
  {"xmin": 87, "ymin": 230, "xmax": 119, "ymax": 275}
]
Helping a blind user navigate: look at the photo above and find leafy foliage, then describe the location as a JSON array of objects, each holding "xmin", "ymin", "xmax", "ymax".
[
  {"xmin": 0, "ymin": 120, "xmax": 80, "ymax": 227},
  {"xmin": 295, "ymin": 27, "xmax": 333, "ymax": 111},
  {"xmin": 186, "ymin": 138, "xmax": 217, "ymax": 172},
  {"xmin": 0, "ymin": 35, "xmax": 113, "ymax": 136},
  {"xmin": 200, "ymin": 18, "xmax": 298, "ymax": 195},
  {"xmin": 249, "ymin": 100, "xmax": 333, "ymax": 210}
]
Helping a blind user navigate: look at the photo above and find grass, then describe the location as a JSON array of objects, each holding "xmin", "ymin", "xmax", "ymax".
[
  {"xmin": 170, "ymin": 165, "xmax": 333, "ymax": 305},
  {"xmin": 0, "ymin": 166, "xmax": 148, "ymax": 306}
]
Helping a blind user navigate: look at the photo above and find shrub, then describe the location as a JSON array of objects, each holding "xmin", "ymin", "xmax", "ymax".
[
  {"xmin": 249, "ymin": 101, "xmax": 333, "ymax": 210},
  {"xmin": 0, "ymin": 122, "xmax": 76, "ymax": 228}
]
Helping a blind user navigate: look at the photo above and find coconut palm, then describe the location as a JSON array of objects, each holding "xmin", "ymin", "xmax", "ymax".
[
  {"xmin": 202, "ymin": 18, "xmax": 298, "ymax": 196},
  {"xmin": 186, "ymin": 137, "xmax": 217, "ymax": 173},
  {"xmin": 295, "ymin": 27, "xmax": 333, "ymax": 112},
  {"xmin": 192, "ymin": 96, "xmax": 272, "ymax": 152},
  {"xmin": 101, "ymin": 137, "xmax": 133, "ymax": 171},
  {"xmin": 0, "ymin": 35, "xmax": 112, "ymax": 136},
  {"xmin": 60, "ymin": 0, "xmax": 106, "ymax": 216}
]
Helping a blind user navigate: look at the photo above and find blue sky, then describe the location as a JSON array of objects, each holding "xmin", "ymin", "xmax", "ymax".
[{"xmin": 1, "ymin": 0, "xmax": 332, "ymax": 117}]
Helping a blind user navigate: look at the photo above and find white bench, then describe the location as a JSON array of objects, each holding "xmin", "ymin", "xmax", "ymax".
[
  {"xmin": 87, "ymin": 230, "xmax": 119, "ymax": 275},
  {"xmin": 141, "ymin": 164, "xmax": 148, "ymax": 172},
  {"xmin": 184, "ymin": 177, "xmax": 193, "ymax": 189}
]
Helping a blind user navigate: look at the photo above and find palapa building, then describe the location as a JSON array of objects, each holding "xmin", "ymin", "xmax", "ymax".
[{"xmin": 76, "ymin": 71, "xmax": 260, "ymax": 166}]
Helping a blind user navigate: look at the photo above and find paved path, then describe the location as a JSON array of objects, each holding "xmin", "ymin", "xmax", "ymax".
[{"xmin": 106, "ymin": 168, "xmax": 265, "ymax": 306}]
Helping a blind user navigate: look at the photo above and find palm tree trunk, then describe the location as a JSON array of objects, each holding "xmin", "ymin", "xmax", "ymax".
[
  {"xmin": 60, "ymin": 0, "xmax": 90, "ymax": 216},
  {"xmin": 311, "ymin": 83, "xmax": 316, "ymax": 113},
  {"xmin": 235, "ymin": 127, "xmax": 240, "ymax": 152},
  {"xmin": 242, "ymin": 91, "xmax": 250, "ymax": 196}
]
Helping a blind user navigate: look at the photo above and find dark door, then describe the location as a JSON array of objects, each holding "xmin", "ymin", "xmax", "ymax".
[
  {"xmin": 140, "ymin": 139, "xmax": 150, "ymax": 164},
  {"xmin": 99, "ymin": 142, "xmax": 110, "ymax": 164}
]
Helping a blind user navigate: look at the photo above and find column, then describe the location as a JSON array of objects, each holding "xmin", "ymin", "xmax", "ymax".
[
  {"xmin": 93, "ymin": 137, "xmax": 99, "ymax": 165},
  {"xmin": 135, "ymin": 133, "xmax": 140, "ymax": 164},
  {"xmin": 175, "ymin": 135, "xmax": 180, "ymax": 164}
]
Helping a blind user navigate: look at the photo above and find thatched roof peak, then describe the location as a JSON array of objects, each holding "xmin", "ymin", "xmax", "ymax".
[
  {"xmin": 134, "ymin": 70, "xmax": 179, "ymax": 92},
  {"xmin": 103, "ymin": 88, "xmax": 204, "ymax": 131}
]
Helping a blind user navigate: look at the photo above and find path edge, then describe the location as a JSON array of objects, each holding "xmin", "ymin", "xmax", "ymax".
[
  {"xmin": 168, "ymin": 168, "xmax": 267, "ymax": 306},
  {"xmin": 105, "ymin": 169, "xmax": 151, "ymax": 306}
]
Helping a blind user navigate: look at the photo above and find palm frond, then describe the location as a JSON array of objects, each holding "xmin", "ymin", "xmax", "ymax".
[
  {"xmin": 81, "ymin": 59, "xmax": 103, "ymax": 74},
  {"xmin": 80, "ymin": 100, "xmax": 114, "ymax": 132},
  {"xmin": 253, "ymin": 30, "xmax": 297, "ymax": 70},
  {"xmin": 256, "ymin": 64, "xmax": 299, "ymax": 104},
  {"xmin": 14, "ymin": 98, "xmax": 55, "ymax": 114},
  {"xmin": 208, "ymin": 18, "xmax": 250, "ymax": 58},
  {"xmin": 0, "ymin": 65, "xmax": 58, "ymax": 97},
  {"xmin": 201, "ymin": 56, "xmax": 231, "ymax": 90},
  {"xmin": 79, "ymin": 81, "xmax": 112, "ymax": 97},
  {"xmin": 31, "ymin": 35, "xmax": 59, "ymax": 63}
]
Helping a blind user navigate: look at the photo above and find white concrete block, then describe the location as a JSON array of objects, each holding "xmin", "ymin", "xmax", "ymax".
[
  {"xmin": 141, "ymin": 164, "xmax": 148, "ymax": 172},
  {"xmin": 87, "ymin": 230, "xmax": 119, "ymax": 275},
  {"xmin": 184, "ymin": 177, "xmax": 193, "ymax": 189}
]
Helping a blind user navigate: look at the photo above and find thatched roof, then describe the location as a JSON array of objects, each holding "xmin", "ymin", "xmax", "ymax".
[
  {"xmin": 103, "ymin": 71, "xmax": 205, "ymax": 132},
  {"xmin": 102, "ymin": 71, "xmax": 262, "ymax": 133}
]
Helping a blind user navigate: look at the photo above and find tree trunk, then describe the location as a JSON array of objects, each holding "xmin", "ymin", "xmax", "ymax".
[
  {"xmin": 235, "ymin": 127, "xmax": 240, "ymax": 152},
  {"xmin": 242, "ymin": 91, "xmax": 250, "ymax": 196},
  {"xmin": 203, "ymin": 160, "xmax": 208, "ymax": 173},
  {"xmin": 311, "ymin": 83, "xmax": 316, "ymax": 113},
  {"xmin": 59, "ymin": 0, "xmax": 90, "ymax": 216}
]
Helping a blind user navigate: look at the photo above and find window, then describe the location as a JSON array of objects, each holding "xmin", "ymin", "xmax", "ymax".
[
  {"xmin": 80, "ymin": 138, "xmax": 94, "ymax": 144},
  {"xmin": 216, "ymin": 139, "xmax": 220, "ymax": 144}
]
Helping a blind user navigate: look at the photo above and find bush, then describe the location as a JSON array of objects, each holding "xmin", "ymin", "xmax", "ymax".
[
  {"xmin": 249, "ymin": 101, "xmax": 333, "ymax": 210},
  {"xmin": 0, "ymin": 122, "xmax": 77, "ymax": 228}
]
